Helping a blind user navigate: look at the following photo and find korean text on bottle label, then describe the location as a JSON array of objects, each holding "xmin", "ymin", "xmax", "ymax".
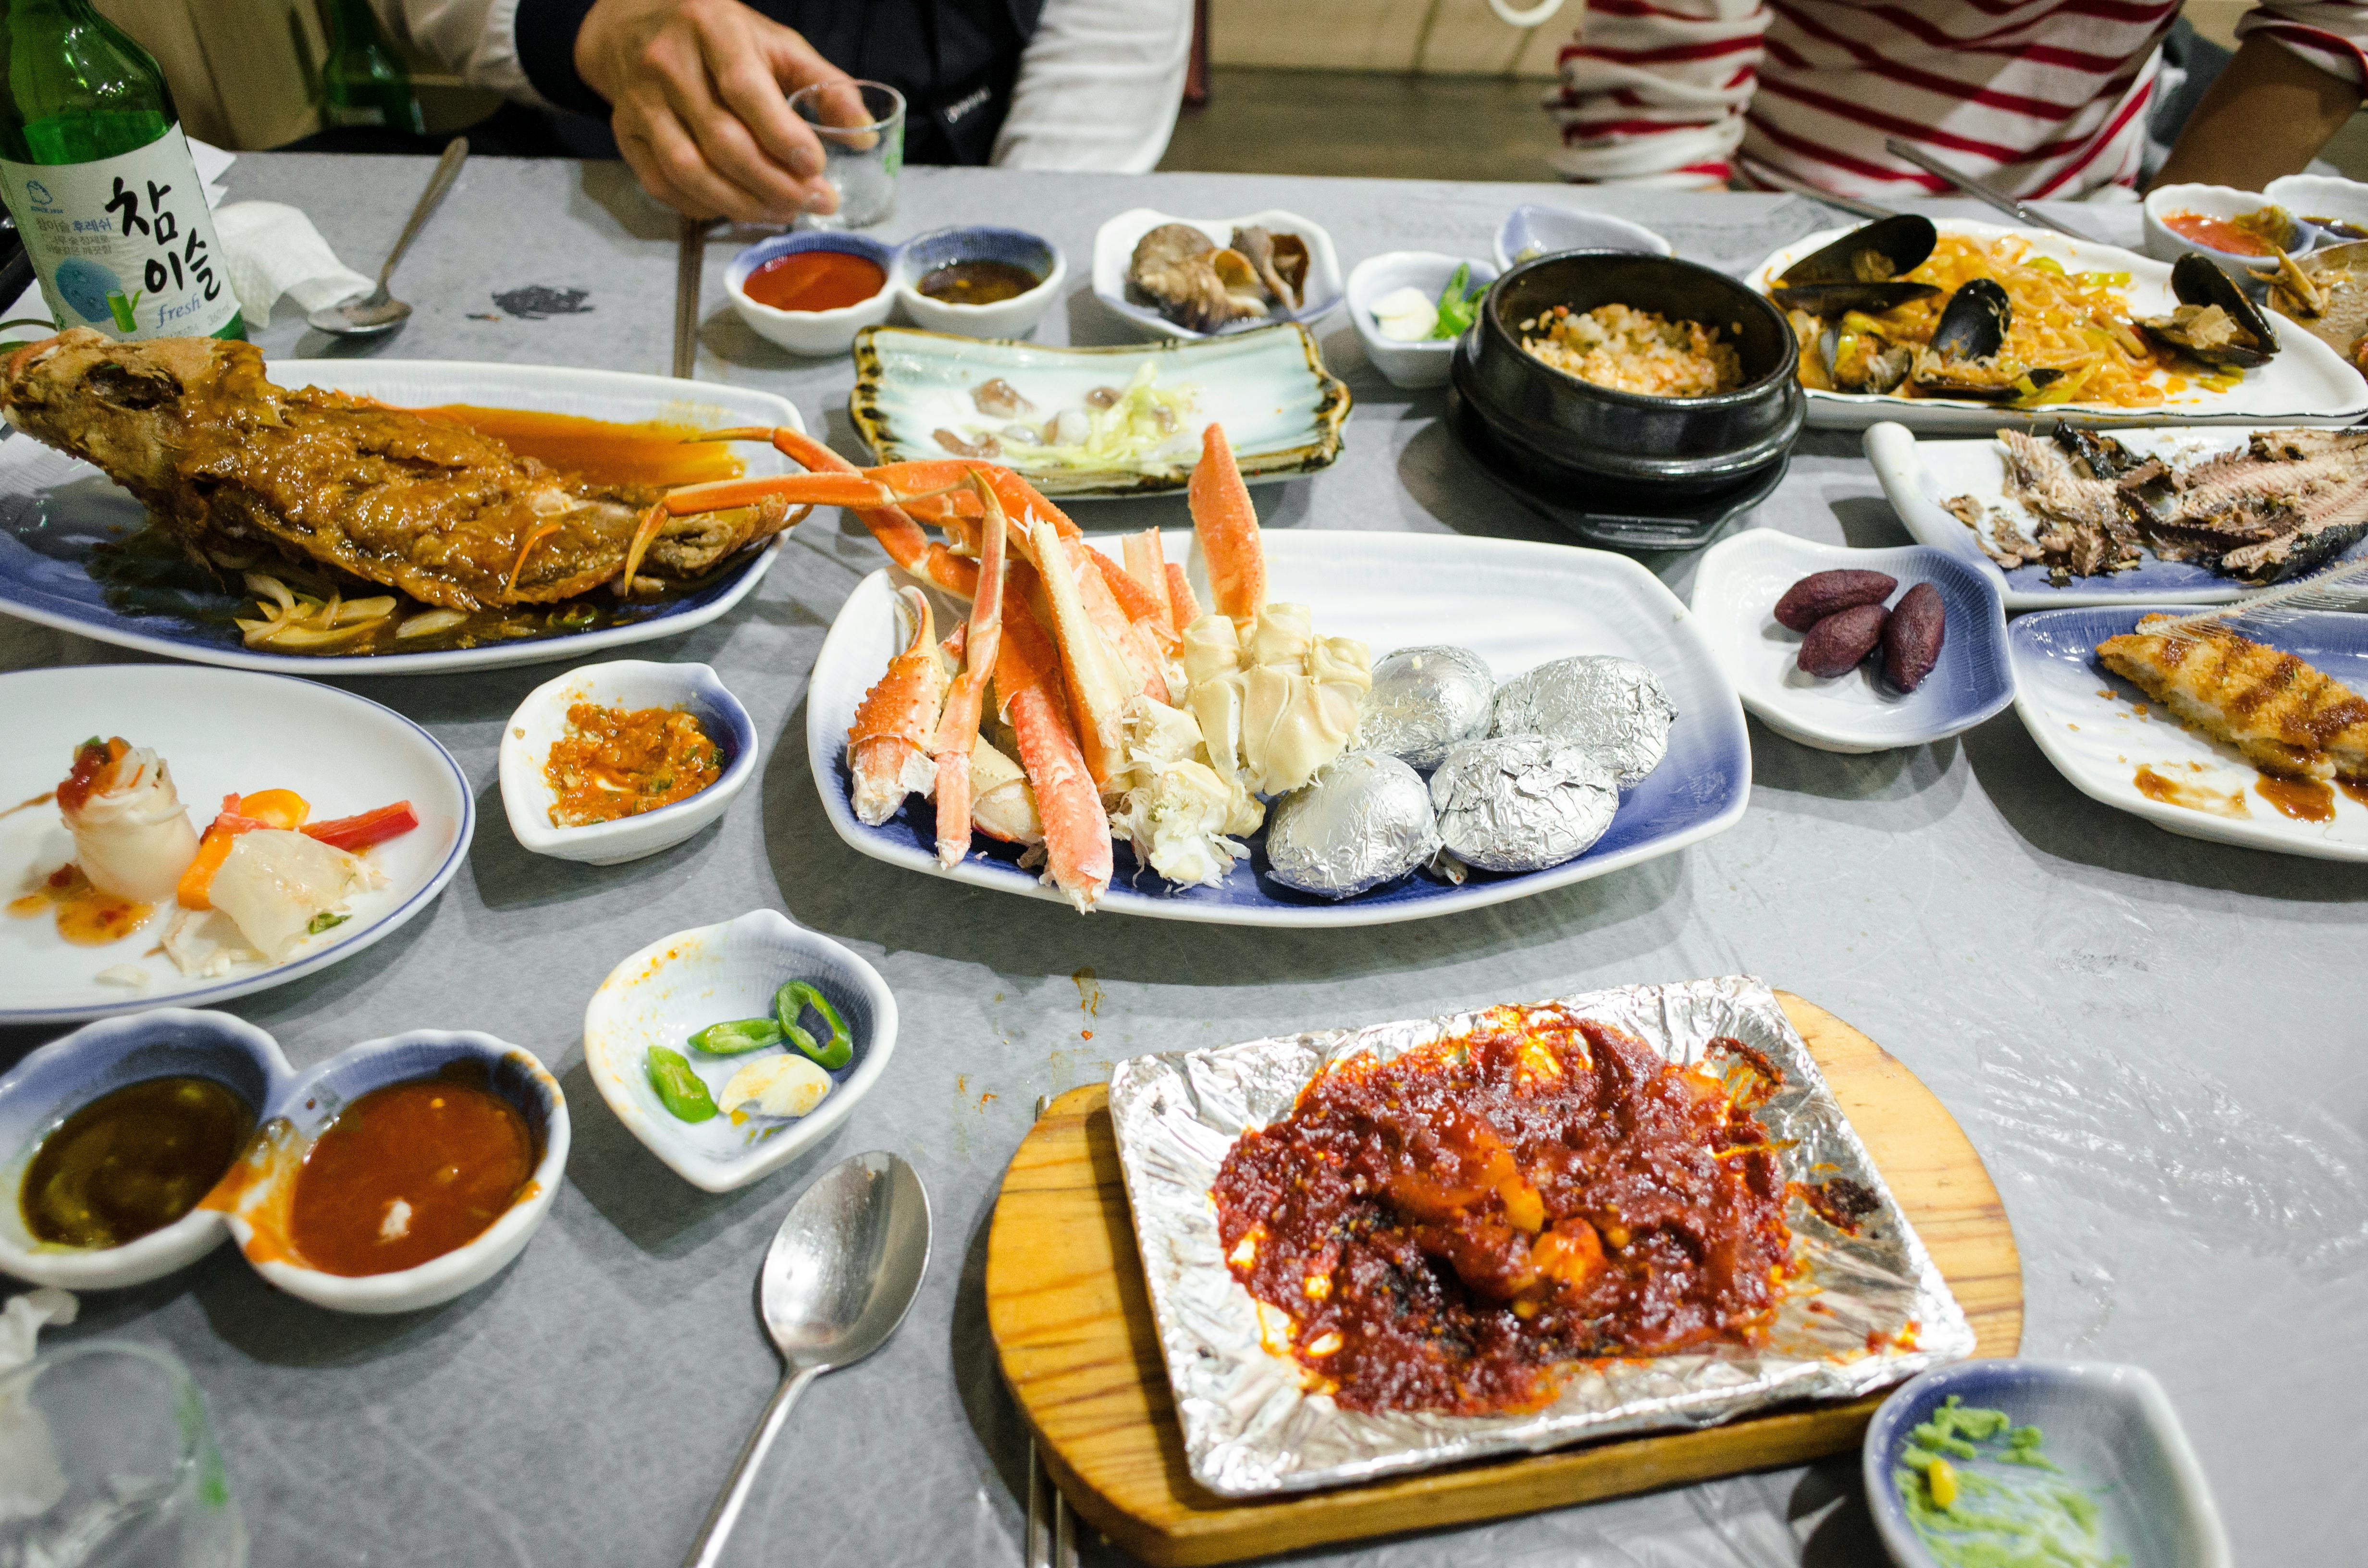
[{"xmin": 0, "ymin": 131, "xmax": 237, "ymax": 340}]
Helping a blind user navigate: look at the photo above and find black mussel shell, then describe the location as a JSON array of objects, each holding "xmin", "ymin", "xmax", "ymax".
[
  {"xmin": 2172, "ymin": 253, "xmax": 2279, "ymax": 351},
  {"xmin": 1772, "ymin": 279, "xmax": 1940, "ymax": 316},
  {"xmin": 1771, "ymin": 214, "xmax": 1941, "ymax": 315},
  {"xmin": 1928, "ymin": 278, "xmax": 2012, "ymax": 362},
  {"xmin": 1912, "ymin": 362, "xmax": 2064, "ymax": 401}
]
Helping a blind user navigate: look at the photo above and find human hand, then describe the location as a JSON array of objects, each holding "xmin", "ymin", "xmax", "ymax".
[{"xmin": 575, "ymin": 0, "xmax": 849, "ymax": 222}]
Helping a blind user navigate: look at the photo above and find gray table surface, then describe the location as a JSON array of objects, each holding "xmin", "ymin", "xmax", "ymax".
[{"xmin": 2, "ymin": 154, "xmax": 2356, "ymax": 1567}]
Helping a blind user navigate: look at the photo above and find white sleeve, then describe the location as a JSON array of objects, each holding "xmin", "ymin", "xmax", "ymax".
[
  {"xmin": 370, "ymin": 0, "xmax": 538, "ymax": 101},
  {"xmin": 992, "ymin": 0, "xmax": 1193, "ymax": 172}
]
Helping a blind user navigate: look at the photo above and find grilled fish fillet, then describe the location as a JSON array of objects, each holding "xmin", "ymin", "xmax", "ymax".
[{"xmin": 2097, "ymin": 614, "xmax": 2368, "ymax": 780}]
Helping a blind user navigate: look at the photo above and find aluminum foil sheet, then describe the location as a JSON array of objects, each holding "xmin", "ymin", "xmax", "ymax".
[
  {"xmin": 1492, "ymin": 654, "xmax": 1678, "ymax": 786},
  {"xmin": 1266, "ymin": 753, "xmax": 1442, "ymax": 899},
  {"xmin": 1429, "ymin": 735, "xmax": 1618, "ymax": 872},
  {"xmin": 1358, "ymin": 645, "xmax": 1495, "ymax": 771},
  {"xmin": 1106, "ymin": 975, "xmax": 1975, "ymax": 1499}
]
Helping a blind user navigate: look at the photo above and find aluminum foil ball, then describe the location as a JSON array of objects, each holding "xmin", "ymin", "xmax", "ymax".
[
  {"xmin": 1491, "ymin": 655, "xmax": 1677, "ymax": 786},
  {"xmin": 1428, "ymin": 735, "xmax": 1619, "ymax": 873},
  {"xmin": 1357, "ymin": 645, "xmax": 1494, "ymax": 771},
  {"xmin": 1266, "ymin": 753, "xmax": 1442, "ymax": 899}
]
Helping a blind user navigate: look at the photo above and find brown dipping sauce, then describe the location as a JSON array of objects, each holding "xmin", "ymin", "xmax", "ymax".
[
  {"xmin": 21, "ymin": 1077, "xmax": 253, "ymax": 1248},
  {"xmin": 742, "ymin": 250, "xmax": 886, "ymax": 313},
  {"xmin": 2256, "ymin": 773, "xmax": 2336, "ymax": 822},
  {"xmin": 917, "ymin": 259, "xmax": 1041, "ymax": 306},
  {"xmin": 288, "ymin": 1078, "xmax": 533, "ymax": 1276},
  {"xmin": 418, "ymin": 407, "xmax": 744, "ymax": 490},
  {"xmin": 543, "ymin": 702, "xmax": 724, "ymax": 827},
  {"xmin": 2134, "ymin": 765, "xmax": 2250, "ymax": 818},
  {"xmin": 1211, "ymin": 1007, "xmax": 1792, "ymax": 1416}
]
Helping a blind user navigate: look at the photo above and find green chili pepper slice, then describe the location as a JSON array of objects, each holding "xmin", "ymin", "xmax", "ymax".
[
  {"xmin": 773, "ymin": 980, "xmax": 853, "ymax": 1070},
  {"xmin": 689, "ymin": 1017, "xmax": 784, "ymax": 1055},
  {"xmin": 647, "ymin": 1047, "xmax": 718, "ymax": 1122}
]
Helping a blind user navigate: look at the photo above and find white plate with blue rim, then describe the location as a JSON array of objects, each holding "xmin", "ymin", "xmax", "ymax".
[
  {"xmin": 848, "ymin": 323, "xmax": 1349, "ymax": 499},
  {"xmin": 807, "ymin": 529, "xmax": 1752, "ymax": 926},
  {"xmin": 1691, "ymin": 530, "xmax": 2013, "ymax": 753},
  {"xmin": 0, "ymin": 360, "xmax": 802, "ymax": 675},
  {"xmin": 0, "ymin": 664, "xmax": 473, "ymax": 1023},
  {"xmin": 1090, "ymin": 207, "xmax": 1345, "ymax": 341},
  {"xmin": 2010, "ymin": 604, "xmax": 2368, "ymax": 858},
  {"xmin": 1866, "ymin": 420, "xmax": 2368, "ymax": 610}
]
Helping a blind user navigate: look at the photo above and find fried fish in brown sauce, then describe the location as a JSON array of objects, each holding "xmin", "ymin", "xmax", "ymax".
[{"xmin": 2098, "ymin": 614, "xmax": 2368, "ymax": 780}]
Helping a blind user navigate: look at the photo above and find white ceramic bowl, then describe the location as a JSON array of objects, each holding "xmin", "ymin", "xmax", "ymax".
[
  {"xmin": 1493, "ymin": 203, "xmax": 1674, "ymax": 273},
  {"xmin": 1345, "ymin": 251, "xmax": 1499, "ymax": 390},
  {"xmin": 582, "ymin": 909, "xmax": 898, "ymax": 1192},
  {"xmin": 1091, "ymin": 207, "xmax": 1344, "ymax": 340},
  {"xmin": 2265, "ymin": 172, "xmax": 2368, "ymax": 240},
  {"xmin": 727, "ymin": 232, "xmax": 898, "ymax": 356},
  {"xmin": 0, "ymin": 1010, "xmax": 294, "ymax": 1290},
  {"xmin": 2142, "ymin": 183, "xmax": 2309, "ymax": 276},
  {"xmin": 498, "ymin": 660, "xmax": 756, "ymax": 865},
  {"xmin": 214, "ymin": 1030, "xmax": 569, "ymax": 1315},
  {"xmin": 892, "ymin": 225, "xmax": 1066, "ymax": 339}
]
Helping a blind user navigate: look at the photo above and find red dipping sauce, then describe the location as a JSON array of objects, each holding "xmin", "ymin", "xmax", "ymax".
[
  {"xmin": 2161, "ymin": 209, "xmax": 2274, "ymax": 257},
  {"xmin": 742, "ymin": 250, "xmax": 886, "ymax": 313}
]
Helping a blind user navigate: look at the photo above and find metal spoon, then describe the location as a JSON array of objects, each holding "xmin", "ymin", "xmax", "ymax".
[
  {"xmin": 307, "ymin": 136, "xmax": 469, "ymax": 337},
  {"xmin": 682, "ymin": 1150, "xmax": 933, "ymax": 1568}
]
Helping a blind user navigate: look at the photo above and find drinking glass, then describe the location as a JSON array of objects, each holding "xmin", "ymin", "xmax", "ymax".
[
  {"xmin": 788, "ymin": 80, "xmax": 906, "ymax": 229},
  {"xmin": 0, "ymin": 1339, "xmax": 245, "ymax": 1568}
]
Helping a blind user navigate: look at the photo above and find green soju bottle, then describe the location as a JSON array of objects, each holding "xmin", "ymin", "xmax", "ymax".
[
  {"xmin": 321, "ymin": 0, "xmax": 425, "ymax": 135},
  {"xmin": 0, "ymin": 0, "xmax": 242, "ymax": 340}
]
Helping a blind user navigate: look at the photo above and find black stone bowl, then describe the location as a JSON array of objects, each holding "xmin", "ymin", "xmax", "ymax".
[{"xmin": 1451, "ymin": 250, "xmax": 1804, "ymax": 504}]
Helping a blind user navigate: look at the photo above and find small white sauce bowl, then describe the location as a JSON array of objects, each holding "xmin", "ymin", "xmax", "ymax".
[
  {"xmin": 727, "ymin": 232, "xmax": 899, "ymax": 357},
  {"xmin": 0, "ymin": 1009, "xmax": 293, "ymax": 1290},
  {"xmin": 2265, "ymin": 172, "xmax": 2368, "ymax": 241},
  {"xmin": 1492, "ymin": 203, "xmax": 1674, "ymax": 273},
  {"xmin": 1346, "ymin": 251, "xmax": 1499, "ymax": 390},
  {"xmin": 893, "ymin": 225, "xmax": 1065, "ymax": 339},
  {"xmin": 2142, "ymin": 183, "xmax": 2310, "ymax": 277},
  {"xmin": 214, "ymin": 1030, "xmax": 568, "ymax": 1316},
  {"xmin": 582, "ymin": 908, "xmax": 899, "ymax": 1192},
  {"xmin": 499, "ymin": 659, "xmax": 756, "ymax": 865}
]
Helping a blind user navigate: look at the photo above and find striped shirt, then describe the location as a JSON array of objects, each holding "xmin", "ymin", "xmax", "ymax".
[{"xmin": 1547, "ymin": 0, "xmax": 2368, "ymax": 197}]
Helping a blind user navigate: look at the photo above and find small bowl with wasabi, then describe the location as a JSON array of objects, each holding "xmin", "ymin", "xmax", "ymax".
[{"xmin": 1346, "ymin": 252, "xmax": 1499, "ymax": 390}]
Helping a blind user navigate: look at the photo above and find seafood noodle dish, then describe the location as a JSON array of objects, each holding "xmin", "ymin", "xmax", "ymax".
[
  {"xmin": 1515, "ymin": 303, "xmax": 1742, "ymax": 397},
  {"xmin": 1769, "ymin": 216, "xmax": 2281, "ymax": 407},
  {"xmin": 1210, "ymin": 1004, "xmax": 1794, "ymax": 1415},
  {"xmin": 1953, "ymin": 424, "xmax": 2368, "ymax": 584},
  {"xmin": 0, "ymin": 331, "xmax": 802, "ymax": 657}
]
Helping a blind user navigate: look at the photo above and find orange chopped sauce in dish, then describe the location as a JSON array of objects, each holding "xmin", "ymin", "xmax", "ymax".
[
  {"xmin": 543, "ymin": 703, "xmax": 723, "ymax": 828},
  {"xmin": 2160, "ymin": 210, "xmax": 2275, "ymax": 257}
]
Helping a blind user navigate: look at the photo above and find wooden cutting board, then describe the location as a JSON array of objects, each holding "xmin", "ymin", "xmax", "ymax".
[{"xmin": 984, "ymin": 992, "xmax": 2022, "ymax": 1567}]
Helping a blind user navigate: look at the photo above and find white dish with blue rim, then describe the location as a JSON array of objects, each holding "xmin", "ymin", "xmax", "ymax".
[
  {"xmin": 1492, "ymin": 203, "xmax": 1674, "ymax": 272},
  {"xmin": 2265, "ymin": 172, "xmax": 2368, "ymax": 237},
  {"xmin": 1345, "ymin": 251, "xmax": 1498, "ymax": 391},
  {"xmin": 0, "ymin": 360, "xmax": 802, "ymax": 675},
  {"xmin": 849, "ymin": 322, "xmax": 1349, "ymax": 499},
  {"xmin": 807, "ymin": 530, "xmax": 1751, "ymax": 926},
  {"xmin": 1865, "ymin": 420, "xmax": 2368, "ymax": 611},
  {"xmin": 0, "ymin": 1009, "xmax": 294, "ymax": 1290},
  {"xmin": 0, "ymin": 664, "xmax": 474, "ymax": 1024},
  {"xmin": 726, "ymin": 231, "xmax": 898, "ymax": 355},
  {"xmin": 891, "ymin": 225, "xmax": 1065, "ymax": 339},
  {"xmin": 1865, "ymin": 1359, "xmax": 2230, "ymax": 1568},
  {"xmin": 1690, "ymin": 531, "xmax": 2012, "ymax": 753},
  {"xmin": 498, "ymin": 659, "xmax": 757, "ymax": 866},
  {"xmin": 580, "ymin": 909, "xmax": 899, "ymax": 1192},
  {"xmin": 1090, "ymin": 207, "xmax": 1344, "ymax": 341},
  {"xmin": 2010, "ymin": 604, "xmax": 2368, "ymax": 859}
]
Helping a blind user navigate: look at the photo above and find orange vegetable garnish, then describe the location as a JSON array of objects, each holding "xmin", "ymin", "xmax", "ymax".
[{"xmin": 176, "ymin": 789, "xmax": 310, "ymax": 909}]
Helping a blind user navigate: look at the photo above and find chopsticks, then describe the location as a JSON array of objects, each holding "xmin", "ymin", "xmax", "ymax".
[
  {"xmin": 1024, "ymin": 1095, "xmax": 1079, "ymax": 1568},
  {"xmin": 672, "ymin": 215, "xmax": 714, "ymax": 380},
  {"xmin": 1881, "ymin": 137, "xmax": 2110, "ymax": 247},
  {"xmin": 1748, "ymin": 164, "xmax": 1902, "ymax": 225}
]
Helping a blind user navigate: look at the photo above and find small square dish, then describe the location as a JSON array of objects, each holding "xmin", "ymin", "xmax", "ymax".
[
  {"xmin": 1091, "ymin": 207, "xmax": 1344, "ymax": 340},
  {"xmin": 1690, "ymin": 531, "xmax": 2012, "ymax": 753},
  {"xmin": 1345, "ymin": 251, "xmax": 1498, "ymax": 390}
]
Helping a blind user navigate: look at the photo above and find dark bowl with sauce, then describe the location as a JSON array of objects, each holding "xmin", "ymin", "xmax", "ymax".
[
  {"xmin": 0, "ymin": 1008, "xmax": 292, "ymax": 1288},
  {"xmin": 1450, "ymin": 250, "xmax": 1804, "ymax": 514},
  {"xmin": 217, "ymin": 1029, "xmax": 569, "ymax": 1314},
  {"xmin": 893, "ymin": 225, "xmax": 1066, "ymax": 339}
]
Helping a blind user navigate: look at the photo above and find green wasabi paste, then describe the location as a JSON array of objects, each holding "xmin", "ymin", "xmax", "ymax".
[{"xmin": 1893, "ymin": 1396, "xmax": 2128, "ymax": 1568}]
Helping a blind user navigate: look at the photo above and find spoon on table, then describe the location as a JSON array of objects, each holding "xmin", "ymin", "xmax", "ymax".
[
  {"xmin": 307, "ymin": 136, "xmax": 469, "ymax": 337},
  {"xmin": 682, "ymin": 1150, "xmax": 933, "ymax": 1568}
]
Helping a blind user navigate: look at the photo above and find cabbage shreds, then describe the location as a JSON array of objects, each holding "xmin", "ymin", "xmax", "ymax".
[
  {"xmin": 1894, "ymin": 1396, "xmax": 2130, "ymax": 1568},
  {"xmin": 988, "ymin": 364, "xmax": 1197, "ymax": 476}
]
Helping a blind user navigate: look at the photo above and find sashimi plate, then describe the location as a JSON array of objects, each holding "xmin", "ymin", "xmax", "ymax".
[
  {"xmin": 0, "ymin": 361, "xmax": 803, "ymax": 675},
  {"xmin": 808, "ymin": 531, "xmax": 1751, "ymax": 926},
  {"xmin": 1748, "ymin": 220, "xmax": 2368, "ymax": 433},
  {"xmin": 1866, "ymin": 421, "xmax": 2368, "ymax": 610},
  {"xmin": 2010, "ymin": 607, "xmax": 2368, "ymax": 859},
  {"xmin": 848, "ymin": 324, "xmax": 1349, "ymax": 499},
  {"xmin": 0, "ymin": 665, "xmax": 473, "ymax": 1023}
]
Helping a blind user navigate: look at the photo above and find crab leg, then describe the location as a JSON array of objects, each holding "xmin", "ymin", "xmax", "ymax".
[
  {"xmin": 1121, "ymin": 528, "xmax": 1178, "ymax": 637},
  {"xmin": 930, "ymin": 474, "xmax": 1006, "ymax": 868},
  {"xmin": 1187, "ymin": 423, "xmax": 1267, "ymax": 623},
  {"xmin": 846, "ymin": 587, "xmax": 950, "ymax": 826},
  {"xmin": 994, "ymin": 567, "xmax": 1111, "ymax": 911},
  {"xmin": 694, "ymin": 427, "xmax": 979, "ymax": 598}
]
